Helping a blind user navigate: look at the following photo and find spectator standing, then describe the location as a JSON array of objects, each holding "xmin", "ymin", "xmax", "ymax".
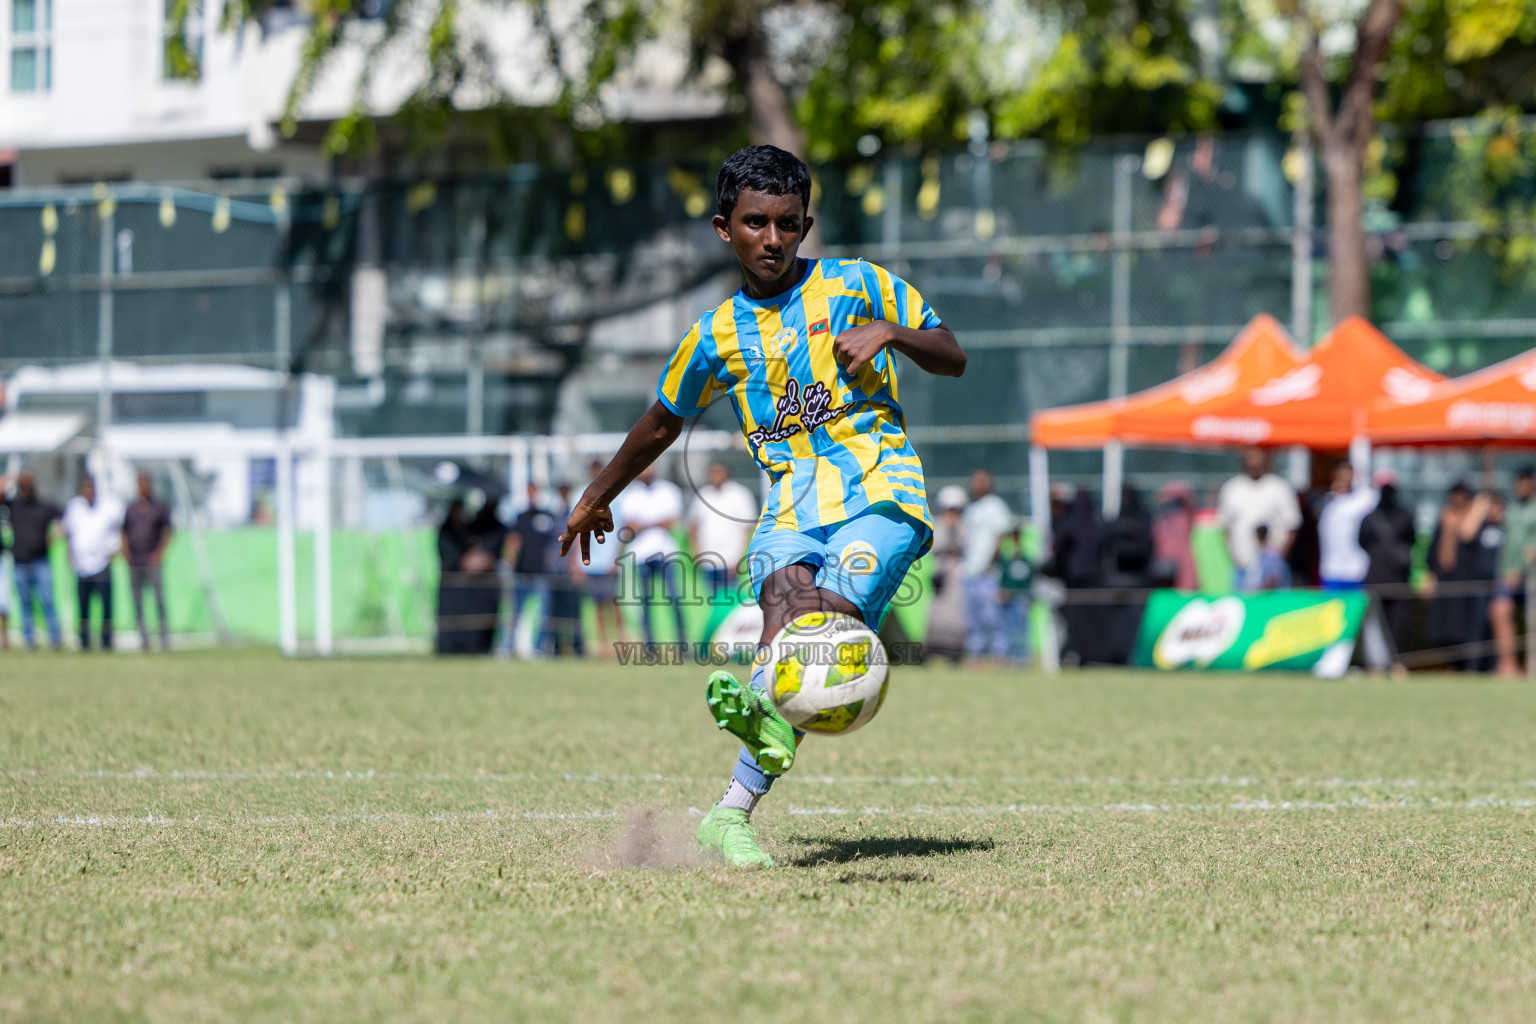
[
  {"xmin": 122, "ymin": 473, "xmax": 174, "ymax": 652},
  {"xmin": 619, "ymin": 465, "xmax": 687, "ymax": 648},
  {"xmin": 923, "ymin": 486, "xmax": 969, "ymax": 662},
  {"xmin": 62, "ymin": 475, "xmax": 125, "ymax": 652},
  {"xmin": 1490, "ymin": 467, "xmax": 1536, "ymax": 677},
  {"xmin": 1359, "ymin": 471, "xmax": 1416, "ymax": 660},
  {"xmin": 688, "ymin": 461, "xmax": 757, "ymax": 598},
  {"xmin": 1316, "ymin": 461, "xmax": 1378, "ymax": 590},
  {"xmin": 581, "ymin": 459, "xmax": 628, "ymax": 659},
  {"xmin": 1099, "ymin": 487, "xmax": 1155, "ymax": 665},
  {"xmin": 1240, "ymin": 525, "xmax": 1292, "ymax": 590},
  {"xmin": 505, "ymin": 482, "xmax": 559, "ymax": 657},
  {"xmin": 544, "ymin": 481, "xmax": 587, "ymax": 656},
  {"xmin": 1219, "ymin": 447, "xmax": 1301, "ymax": 592},
  {"xmin": 435, "ymin": 499, "xmax": 473, "ymax": 653},
  {"xmin": 961, "ymin": 469, "xmax": 1012, "ymax": 662},
  {"xmin": 1052, "ymin": 490, "xmax": 1102, "ymax": 665},
  {"xmin": 997, "ymin": 519, "xmax": 1033, "ymax": 665},
  {"xmin": 2, "ymin": 471, "xmax": 62, "ymax": 651},
  {"xmin": 1425, "ymin": 484, "xmax": 1495, "ymax": 671},
  {"xmin": 1151, "ymin": 481, "xmax": 1199, "ymax": 590},
  {"xmin": 0, "ymin": 500, "xmax": 9, "ymax": 651}
]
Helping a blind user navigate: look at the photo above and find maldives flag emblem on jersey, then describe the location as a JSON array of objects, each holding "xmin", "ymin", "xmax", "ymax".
[{"xmin": 809, "ymin": 319, "xmax": 830, "ymax": 338}]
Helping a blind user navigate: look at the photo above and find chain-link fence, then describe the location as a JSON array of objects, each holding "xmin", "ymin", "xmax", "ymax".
[{"xmin": 3, "ymin": 126, "xmax": 1536, "ymax": 627}]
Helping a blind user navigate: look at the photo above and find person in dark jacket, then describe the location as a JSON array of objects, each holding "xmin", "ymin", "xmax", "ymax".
[
  {"xmin": 1358, "ymin": 471, "xmax": 1416, "ymax": 658},
  {"xmin": 2, "ymin": 471, "xmax": 63, "ymax": 651},
  {"xmin": 1052, "ymin": 490, "xmax": 1103, "ymax": 665},
  {"xmin": 1098, "ymin": 487, "xmax": 1155, "ymax": 665},
  {"xmin": 436, "ymin": 499, "xmax": 479, "ymax": 654}
]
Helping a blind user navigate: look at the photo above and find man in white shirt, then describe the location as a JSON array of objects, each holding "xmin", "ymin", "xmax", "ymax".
[
  {"xmin": 1217, "ymin": 447, "xmax": 1302, "ymax": 591},
  {"xmin": 688, "ymin": 461, "xmax": 759, "ymax": 599},
  {"xmin": 618, "ymin": 464, "xmax": 688, "ymax": 647},
  {"xmin": 961, "ymin": 469, "xmax": 1013, "ymax": 660},
  {"xmin": 1316, "ymin": 460, "xmax": 1378, "ymax": 589},
  {"xmin": 62, "ymin": 475, "xmax": 125, "ymax": 651}
]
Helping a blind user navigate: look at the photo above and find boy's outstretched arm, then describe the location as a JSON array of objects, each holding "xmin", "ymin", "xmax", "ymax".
[
  {"xmin": 559, "ymin": 401, "xmax": 685, "ymax": 564},
  {"xmin": 834, "ymin": 322, "xmax": 966, "ymax": 378}
]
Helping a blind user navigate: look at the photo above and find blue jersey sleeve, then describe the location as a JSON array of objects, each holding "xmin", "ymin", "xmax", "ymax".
[
  {"xmin": 859, "ymin": 260, "xmax": 942, "ymax": 331},
  {"xmin": 656, "ymin": 320, "xmax": 722, "ymax": 417}
]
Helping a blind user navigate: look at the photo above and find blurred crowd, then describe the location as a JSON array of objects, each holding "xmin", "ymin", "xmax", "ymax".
[
  {"xmin": 434, "ymin": 459, "xmax": 760, "ymax": 659},
  {"xmin": 0, "ymin": 470, "xmax": 174, "ymax": 653},
  {"xmin": 423, "ymin": 444, "xmax": 1536, "ymax": 674},
  {"xmin": 1043, "ymin": 446, "xmax": 1536, "ymax": 675}
]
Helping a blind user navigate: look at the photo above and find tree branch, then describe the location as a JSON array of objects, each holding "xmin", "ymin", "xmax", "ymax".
[
  {"xmin": 1338, "ymin": 0, "xmax": 1402, "ymax": 145},
  {"xmin": 1299, "ymin": 29, "xmax": 1337, "ymax": 150}
]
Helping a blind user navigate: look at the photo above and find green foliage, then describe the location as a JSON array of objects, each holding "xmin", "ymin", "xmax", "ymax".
[
  {"xmin": 162, "ymin": 0, "xmax": 203, "ymax": 81},
  {"xmin": 1430, "ymin": 113, "xmax": 1536, "ymax": 283},
  {"xmin": 992, "ymin": 2, "xmax": 1222, "ymax": 145},
  {"xmin": 793, "ymin": 2, "xmax": 990, "ymax": 161},
  {"xmin": 1379, "ymin": 0, "xmax": 1536, "ymax": 122}
]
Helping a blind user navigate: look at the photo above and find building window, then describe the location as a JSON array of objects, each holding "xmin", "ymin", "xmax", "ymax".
[
  {"xmin": 10, "ymin": 0, "xmax": 51, "ymax": 93},
  {"xmin": 163, "ymin": 0, "xmax": 202, "ymax": 81}
]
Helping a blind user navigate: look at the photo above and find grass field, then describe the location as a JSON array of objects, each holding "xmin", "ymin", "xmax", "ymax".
[{"xmin": 3, "ymin": 653, "xmax": 1536, "ymax": 1022}]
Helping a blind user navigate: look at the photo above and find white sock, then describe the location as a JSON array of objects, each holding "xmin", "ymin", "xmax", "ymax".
[{"xmin": 717, "ymin": 777, "xmax": 760, "ymax": 814}]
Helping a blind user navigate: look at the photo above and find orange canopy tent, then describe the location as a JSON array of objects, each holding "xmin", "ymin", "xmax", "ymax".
[
  {"xmin": 1030, "ymin": 314, "xmax": 1303, "ymax": 450},
  {"xmin": 1167, "ymin": 317, "xmax": 1445, "ymax": 450},
  {"xmin": 1031, "ymin": 316, "xmax": 1444, "ymax": 451},
  {"xmin": 1026, "ymin": 316, "xmax": 1444, "ymax": 546},
  {"xmin": 1366, "ymin": 348, "xmax": 1536, "ymax": 446}
]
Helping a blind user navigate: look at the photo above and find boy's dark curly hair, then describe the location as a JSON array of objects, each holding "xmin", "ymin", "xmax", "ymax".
[{"xmin": 715, "ymin": 145, "xmax": 812, "ymax": 220}]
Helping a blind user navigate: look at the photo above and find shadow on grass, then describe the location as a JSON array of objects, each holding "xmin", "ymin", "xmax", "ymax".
[{"xmin": 785, "ymin": 835, "xmax": 995, "ymax": 867}]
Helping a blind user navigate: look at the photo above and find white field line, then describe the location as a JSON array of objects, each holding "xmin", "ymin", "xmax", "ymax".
[
  {"xmin": 6, "ymin": 768, "xmax": 1536, "ymax": 790},
  {"xmin": 5, "ymin": 798, "xmax": 1536, "ymax": 830},
  {"xmin": 0, "ymin": 808, "xmax": 618, "ymax": 829}
]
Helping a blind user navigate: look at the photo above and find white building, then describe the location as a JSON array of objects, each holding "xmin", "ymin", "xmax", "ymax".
[
  {"xmin": 0, "ymin": 0, "xmax": 724, "ymax": 186},
  {"xmin": 3, "ymin": 360, "xmax": 336, "ymax": 526}
]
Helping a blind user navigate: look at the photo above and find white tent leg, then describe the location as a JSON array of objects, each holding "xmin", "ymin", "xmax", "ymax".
[
  {"xmin": 1029, "ymin": 445, "xmax": 1051, "ymax": 541},
  {"xmin": 1349, "ymin": 435, "xmax": 1371, "ymax": 484},
  {"xmin": 1030, "ymin": 444, "xmax": 1060, "ymax": 676},
  {"xmin": 1103, "ymin": 440, "xmax": 1123, "ymax": 519},
  {"xmin": 1287, "ymin": 445, "xmax": 1310, "ymax": 491}
]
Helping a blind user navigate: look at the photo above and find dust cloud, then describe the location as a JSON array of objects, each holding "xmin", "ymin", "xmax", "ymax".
[{"xmin": 586, "ymin": 806, "xmax": 713, "ymax": 871}]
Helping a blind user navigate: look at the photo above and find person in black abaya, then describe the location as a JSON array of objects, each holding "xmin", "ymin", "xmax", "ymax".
[
  {"xmin": 1426, "ymin": 484, "xmax": 1499, "ymax": 671},
  {"xmin": 1098, "ymin": 487, "xmax": 1155, "ymax": 665},
  {"xmin": 1359, "ymin": 475, "xmax": 1416, "ymax": 659},
  {"xmin": 461, "ymin": 497, "xmax": 510, "ymax": 655},
  {"xmin": 436, "ymin": 499, "xmax": 476, "ymax": 654},
  {"xmin": 1052, "ymin": 491, "xmax": 1103, "ymax": 666}
]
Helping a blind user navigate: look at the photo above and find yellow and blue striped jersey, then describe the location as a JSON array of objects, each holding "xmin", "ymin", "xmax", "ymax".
[{"xmin": 656, "ymin": 257, "xmax": 941, "ymax": 538}]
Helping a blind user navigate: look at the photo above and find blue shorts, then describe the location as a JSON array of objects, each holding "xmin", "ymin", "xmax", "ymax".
[{"xmin": 745, "ymin": 502, "xmax": 931, "ymax": 627}]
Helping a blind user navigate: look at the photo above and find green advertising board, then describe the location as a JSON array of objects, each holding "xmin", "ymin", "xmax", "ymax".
[{"xmin": 1134, "ymin": 590, "xmax": 1370, "ymax": 676}]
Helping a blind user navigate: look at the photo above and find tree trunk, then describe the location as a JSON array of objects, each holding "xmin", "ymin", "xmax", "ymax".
[
  {"xmin": 716, "ymin": 19, "xmax": 816, "ymax": 252},
  {"xmin": 1298, "ymin": 0, "xmax": 1403, "ymax": 326},
  {"xmin": 1322, "ymin": 139, "xmax": 1371, "ymax": 321},
  {"xmin": 732, "ymin": 35, "xmax": 806, "ymax": 156}
]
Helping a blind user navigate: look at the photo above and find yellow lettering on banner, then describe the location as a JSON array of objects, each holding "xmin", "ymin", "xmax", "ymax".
[{"xmin": 1243, "ymin": 600, "xmax": 1347, "ymax": 670}]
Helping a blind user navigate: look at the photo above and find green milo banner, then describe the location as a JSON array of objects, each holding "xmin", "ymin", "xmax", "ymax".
[{"xmin": 1134, "ymin": 590, "xmax": 1370, "ymax": 674}]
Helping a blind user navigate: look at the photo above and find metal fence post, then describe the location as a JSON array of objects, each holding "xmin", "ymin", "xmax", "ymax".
[
  {"xmin": 97, "ymin": 201, "xmax": 114, "ymax": 488},
  {"xmin": 1103, "ymin": 153, "xmax": 1136, "ymax": 519},
  {"xmin": 315, "ymin": 442, "xmax": 333, "ymax": 656}
]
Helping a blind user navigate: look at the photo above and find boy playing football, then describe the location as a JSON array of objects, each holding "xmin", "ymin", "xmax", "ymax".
[{"xmin": 559, "ymin": 145, "xmax": 965, "ymax": 867}]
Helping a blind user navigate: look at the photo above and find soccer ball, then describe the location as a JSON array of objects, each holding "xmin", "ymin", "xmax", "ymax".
[{"xmin": 763, "ymin": 611, "xmax": 889, "ymax": 736}]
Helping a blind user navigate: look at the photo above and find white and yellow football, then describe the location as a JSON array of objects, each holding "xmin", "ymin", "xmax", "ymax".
[{"xmin": 763, "ymin": 611, "xmax": 889, "ymax": 735}]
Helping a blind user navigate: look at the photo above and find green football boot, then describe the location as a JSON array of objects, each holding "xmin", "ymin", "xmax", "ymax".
[
  {"xmin": 705, "ymin": 669, "xmax": 796, "ymax": 775},
  {"xmin": 696, "ymin": 806, "xmax": 773, "ymax": 868}
]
